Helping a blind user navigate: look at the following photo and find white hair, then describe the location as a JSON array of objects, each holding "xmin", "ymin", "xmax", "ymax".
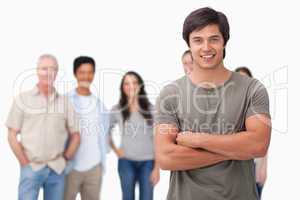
[{"xmin": 37, "ymin": 54, "xmax": 59, "ymax": 68}]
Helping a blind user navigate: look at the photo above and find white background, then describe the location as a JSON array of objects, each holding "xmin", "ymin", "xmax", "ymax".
[{"xmin": 0, "ymin": 0, "xmax": 298, "ymax": 199}]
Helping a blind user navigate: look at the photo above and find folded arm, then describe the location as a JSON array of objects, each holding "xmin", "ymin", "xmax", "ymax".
[
  {"xmin": 176, "ymin": 114, "xmax": 271, "ymax": 160},
  {"xmin": 155, "ymin": 123, "xmax": 230, "ymax": 171}
]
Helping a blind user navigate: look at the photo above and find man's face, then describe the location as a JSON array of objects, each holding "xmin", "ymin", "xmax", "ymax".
[
  {"xmin": 189, "ymin": 24, "xmax": 225, "ymax": 70},
  {"xmin": 37, "ymin": 58, "xmax": 58, "ymax": 86},
  {"xmin": 75, "ymin": 63, "xmax": 95, "ymax": 88},
  {"xmin": 182, "ymin": 53, "xmax": 193, "ymax": 74}
]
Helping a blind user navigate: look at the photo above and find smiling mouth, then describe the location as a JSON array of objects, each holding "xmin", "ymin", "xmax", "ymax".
[
  {"xmin": 200, "ymin": 54, "xmax": 215, "ymax": 58},
  {"xmin": 200, "ymin": 54, "xmax": 216, "ymax": 62}
]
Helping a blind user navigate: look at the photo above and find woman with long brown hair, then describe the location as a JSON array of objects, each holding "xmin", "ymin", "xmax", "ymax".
[{"xmin": 109, "ymin": 71, "xmax": 160, "ymax": 200}]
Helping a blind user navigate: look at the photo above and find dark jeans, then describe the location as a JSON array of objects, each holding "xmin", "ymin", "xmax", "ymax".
[
  {"xmin": 118, "ymin": 158, "xmax": 154, "ymax": 200},
  {"xmin": 256, "ymin": 183, "xmax": 264, "ymax": 199}
]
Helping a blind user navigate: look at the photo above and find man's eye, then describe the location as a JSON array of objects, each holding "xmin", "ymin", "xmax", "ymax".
[{"xmin": 210, "ymin": 38, "xmax": 220, "ymax": 42}]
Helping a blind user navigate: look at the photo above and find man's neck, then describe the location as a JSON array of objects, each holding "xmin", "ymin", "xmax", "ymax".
[
  {"xmin": 76, "ymin": 87, "xmax": 91, "ymax": 96},
  {"xmin": 37, "ymin": 83, "xmax": 54, "ymax": 97},
  {"xmin": 189, "ymin": 63, "xmax": 231, "ymax": 88}
]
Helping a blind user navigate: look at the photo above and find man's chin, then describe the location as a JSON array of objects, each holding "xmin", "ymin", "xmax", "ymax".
[
  {"xmin": 78, "ymin": 82, "xmax": 91, "ymax": 88},
  {"xmin": 39, "ymin": 81, "xmax": 55, "ymax": 86},
  {"xmin": 198, "ymin": 65, "xmax": 218, "ymax": 70}
]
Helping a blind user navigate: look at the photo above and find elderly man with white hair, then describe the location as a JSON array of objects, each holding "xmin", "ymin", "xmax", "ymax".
[{"xmin": 6, "ymin": 54, "xmax": 81, "ymax": 200}]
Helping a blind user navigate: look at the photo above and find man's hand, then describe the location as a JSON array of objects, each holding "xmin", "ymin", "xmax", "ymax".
[
  {"xmin": 64, "ymin": 132, "xmax": 80, "ymax": 160},
  {"xmin": 176, "ymin": 131, "xmax": 206, "ymax": 148},
  {"xmin": 7, "ymin": 128, "xmax": 31, "ymax": 167},
  {"xmin": 20, "ymin": 159, "xmax": 30, "ymax": 167},
  {"xmin": 155, "ymin": 124, "xmax": 230, "ymax": 170}
]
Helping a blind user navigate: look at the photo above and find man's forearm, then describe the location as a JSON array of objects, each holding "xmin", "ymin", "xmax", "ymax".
[
  {"xmin": 155, "ymin": 124, "xmax": 229, "ymax": 171},
  {"xmin": 7, "ymin": 129, "xmax": 29, "ymax": 166},
  {"xmin": 192, "ymin": 131, "xmax": 268, "ymax": 160},
  {"xmin": 177, "ymin": 114, "xmax": 271, "ymax": 160},
  {"xmin": 200, "ymin": 114, "xmax": 271, "ymax": 160},
  {"xmin": 158, "ymin": 144, "xmax": 228, "ymax": 171},
  {"xmin": 153, "ymin": 158, "xmax": 160, "ymax": 170},
  {"xmin": 64, "ymin": 133, "xmax": 80, "ymax": 160}
]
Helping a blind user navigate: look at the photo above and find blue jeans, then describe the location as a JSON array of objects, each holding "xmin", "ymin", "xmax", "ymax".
[
  {"xmin": 18, "ymin": 165, "xmax": 65, "ymax": 200},
  {"xmin": 118, "ymin": 158, "xmax": 154, "ymax": 200}
]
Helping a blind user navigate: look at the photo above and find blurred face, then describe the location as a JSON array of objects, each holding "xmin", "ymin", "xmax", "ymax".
[
  {"xmin": 182, "ymin": 53, "xmax": 193, "ymax": 74},
  {"xmin": 122, "ymin": 74, "xmax": 140, "ymax": 99},
  {"xmin": 75, "ymin": 63, "xmax": 95, "ymax": 88},
  {"xmin": 189, "ymin": 24, "xmax": 225, "ymax": 70},
  {"xmin": 37, "ymin": 58, "xmax": 58, "ymax": 86}
]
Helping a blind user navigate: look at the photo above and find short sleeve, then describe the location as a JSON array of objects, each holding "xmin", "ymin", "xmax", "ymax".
[
  {"xmin": 6, "ymin": 97, "xmax": 24, "ymax": 131},
  {"xmin": 246, "ymin": 80, "xmax": 271, "ymax": 119},
  {"xmin": 154, "ymin": 84, "xmax": 180, "ymax": 128},
  {"xmin": 65, "ymin": 97, "xmax": 80, "ymax": 133}
]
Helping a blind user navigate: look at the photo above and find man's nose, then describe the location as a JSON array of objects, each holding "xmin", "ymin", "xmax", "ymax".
[{"xmin": 202, "ymin": 40, "xmax": 211, "ymax": 51}]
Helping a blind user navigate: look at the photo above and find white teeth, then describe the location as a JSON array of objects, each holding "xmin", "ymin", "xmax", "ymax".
[{"xmin": 202, "ymin": 55, "xmax": 214, "ymax": 58}]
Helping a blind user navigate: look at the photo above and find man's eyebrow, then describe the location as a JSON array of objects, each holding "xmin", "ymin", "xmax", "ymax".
[
  {"xmin": 191, "ymin": 36, "xmax": 203, "ymax": 40},
  {"xmin": 191, "ymin": 35, "xmax": 221, "ymax": 39},
  {"xmin": 209, "ymin": 35, "xmax": 221, "ymax": 39}
]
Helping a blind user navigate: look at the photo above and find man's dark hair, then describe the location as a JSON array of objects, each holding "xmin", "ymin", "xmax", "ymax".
[
  {"xmin": 73, "ymin": 56, "xmax": 96, "ymax": 75},
  {"xmin": 235, "ymin": 66, "xmax": 253, "ymax": 78},
  {"xmin": 182, "ymin": 7, "xmax": 230, "ymax": 58}
]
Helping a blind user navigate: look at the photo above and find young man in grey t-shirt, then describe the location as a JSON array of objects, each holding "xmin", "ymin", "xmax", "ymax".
[{"xmin": 154, "ymin": 7, "xmax": 271, "ymax": 200}]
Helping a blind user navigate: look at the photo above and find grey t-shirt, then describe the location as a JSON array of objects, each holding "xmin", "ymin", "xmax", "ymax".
[
  {"xmin": 155, "ymin": 72, "xmax": 270, "ymax": 200},
  {"xmin": 109, "ymin": 105, "xmax": 155, "ymax": 161}
]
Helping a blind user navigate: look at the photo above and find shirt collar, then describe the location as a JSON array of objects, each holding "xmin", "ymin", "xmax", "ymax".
[{"xmin": 30, "ymin": 85, "xmax": 59, "ymax": 100}]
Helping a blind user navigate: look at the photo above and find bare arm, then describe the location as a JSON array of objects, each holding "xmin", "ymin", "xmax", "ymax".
[
  {"xmin": 64, "ymin": 132, "xmax": 80, "ymax": 160},
  {"xmin": 150, "ymin": 157, "xmax": 161, "ymax": 186},
  {"xmin": 7, "ymin": 128, "xmax": 29, "ymax": 166},
  {"xmin": 256, "ymin": 155, "xmax": 268, "ymax": 185},
  {"xmin": 177, "ymin": 114, "xmax": 271, "ymax": 160},
  {"xmin": 155, "ymin": 124, "xmax": 230, "ymax": 171},
  {"xmin": 109, "ymin": 135, "xmax": 124, "ymax": 158},
  {"xmin": 108, "ymin": 107, "xmax": 125, "ymax": 158},
  {"xmin": 108, "ymin": 134, "xmax": 118, "ymax": 153}
]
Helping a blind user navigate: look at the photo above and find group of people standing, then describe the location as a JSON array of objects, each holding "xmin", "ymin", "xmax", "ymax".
[
  {"xmin": 6, "ymin": 6, "xmax": 270, "ymax": 200},
  {"xmin": 7, "ymin": 55, "xmax": 159, "ymax": 200}
]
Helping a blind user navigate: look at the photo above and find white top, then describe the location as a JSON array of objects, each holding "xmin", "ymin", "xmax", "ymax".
[{"xmin": 72, "ymin": 95, "xmax": 102, "ymax": 172}]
